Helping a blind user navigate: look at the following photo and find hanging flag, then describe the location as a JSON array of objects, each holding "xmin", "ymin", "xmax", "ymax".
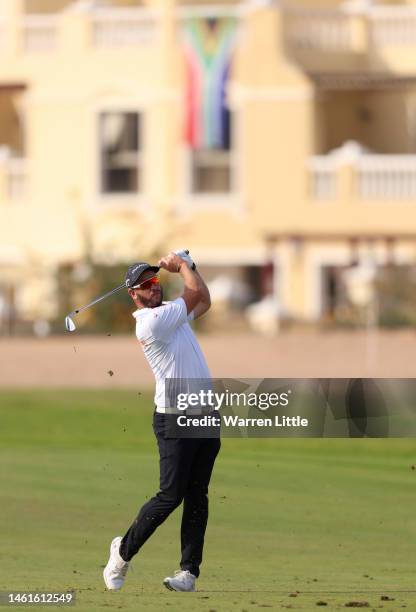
[{"xmin": 183, "ymin": 17, "xmax": 237, "ymax": 150}]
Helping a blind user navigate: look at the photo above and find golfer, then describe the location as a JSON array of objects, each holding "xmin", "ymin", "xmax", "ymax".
[{"xmin": 103, "ymin": 250, "xmax": 221, "ymax": 592}]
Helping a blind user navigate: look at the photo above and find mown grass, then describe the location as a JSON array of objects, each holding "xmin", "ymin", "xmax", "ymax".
[{"xmin": 1, "ymin": 390, "xmax": 415, "ymax": 610}]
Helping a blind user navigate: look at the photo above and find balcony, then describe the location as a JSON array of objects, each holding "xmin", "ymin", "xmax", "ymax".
[
  {"xmin": 284, "ymin": 4, "xmax": 416, "ymax": 75},
  {"xmin": 0, "ymin": 6, "xmax": 159, "ymax": 57},
  {"xmin": 309, "ymin": 143, "xmax": 416, "ymax": 202},
  {"xmin": 285, "ymin": 9, "xmax": 354, "ymax": 53},
  {"xmin": 90, "ymin": 8, "xmax": 158, "ymax": 48}
]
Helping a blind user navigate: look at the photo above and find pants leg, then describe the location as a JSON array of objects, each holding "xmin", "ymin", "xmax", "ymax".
[
  {"xmin": 119, "ymin": 413, "xmax": 200, "ymax": 562},
  {"xmin": 180, "ymin": 437, "xmax": 221, "ymax": 578}
]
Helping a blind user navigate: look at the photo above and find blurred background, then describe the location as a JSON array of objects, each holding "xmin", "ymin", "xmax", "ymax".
[{"xmin": 2, "ymin": 0, "xmax": 416, "ymax": 381}]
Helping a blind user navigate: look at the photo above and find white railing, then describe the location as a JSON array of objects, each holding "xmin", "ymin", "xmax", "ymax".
[
  {"xmin": 309, "ymin": 153, "xmax": 416, "ymax": 201},
  {"xmin": 91, "ymin": 9, "xmax": 157, "ymax": 48},
  {"xmin": 357, "ymin": 155, "xmax": 416, "ymax": 200},
  {"xmin": 22, "ymin": 15, "xmax": 58, "ymax": 53},
  {"xmin": 369, "ymin": 7, "xmax": 416, "ymax": 46},
  {"xmin": 308, "ymin": 157, "xmax": 337, "ymax": 200},
  {"xmin": 284, "ymin": 9, "xmax": 353, "ymax": 52},
  {"xmin": 285, "ymin": 5, "xmax": 416, "ymax": 52}
]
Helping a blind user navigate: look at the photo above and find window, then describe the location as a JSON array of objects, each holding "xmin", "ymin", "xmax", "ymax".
[
  {"xmin": 191, "ymin": 111, "xmax": 232, "ymax": 194},
  {"xmin": 99, "ymin": 112, "xmax": 141, "ymax": 194}
]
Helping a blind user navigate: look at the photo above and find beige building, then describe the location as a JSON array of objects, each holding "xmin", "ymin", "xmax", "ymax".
[{"xmin": 1, "ymin": 0, "xmax": 416, "ymax": 331}]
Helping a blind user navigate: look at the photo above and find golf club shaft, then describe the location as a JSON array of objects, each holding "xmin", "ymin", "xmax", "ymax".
[{"xmin": 70, "ymin": 283, "xmax": 126, "ymax": 316}]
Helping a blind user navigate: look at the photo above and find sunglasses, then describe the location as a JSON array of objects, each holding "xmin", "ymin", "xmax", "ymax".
[{"xmin": 132, "ymin": 275, "xmax": 160, "ymax": 290}]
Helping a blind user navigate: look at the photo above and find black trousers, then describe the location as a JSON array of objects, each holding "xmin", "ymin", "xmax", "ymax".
[{"xmin": 119, "ymin": 412, "xmax": 221, "ymax": 578}]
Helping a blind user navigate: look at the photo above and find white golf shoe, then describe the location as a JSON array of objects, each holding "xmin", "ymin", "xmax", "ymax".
[
  {"xmin": 163, "ymin": 569, "xmax": 196, "ymax": 592},
  {"xmin": 103, "ymin": 536, "xmax": 130, "ymax": 590}
]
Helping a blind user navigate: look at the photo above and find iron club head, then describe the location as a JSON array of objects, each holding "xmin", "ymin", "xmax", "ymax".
[{"xmin": 65, "ymin": 316, "xmax": 76, "ymax": 332}]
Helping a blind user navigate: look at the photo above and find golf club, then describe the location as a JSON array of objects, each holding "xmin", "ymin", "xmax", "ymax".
[{"xmin": 65, "ymin": 282, "xmax": 126, "ymax": 332}]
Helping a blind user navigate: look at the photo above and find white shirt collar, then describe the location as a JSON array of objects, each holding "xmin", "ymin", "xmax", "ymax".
[{"xmin": 132, "ymin": 302, "xmax": 168, "ymax": 319}]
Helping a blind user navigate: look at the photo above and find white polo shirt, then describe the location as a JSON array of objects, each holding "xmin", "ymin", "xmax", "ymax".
[{"xmin": 133, "ymin": 297, "xmax": 211, "ymax": 412}]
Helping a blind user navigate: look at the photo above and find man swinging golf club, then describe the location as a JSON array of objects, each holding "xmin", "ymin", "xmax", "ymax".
[{"xmin": 103, "ymin": 250, "xmax": 221, "ymax": 592}]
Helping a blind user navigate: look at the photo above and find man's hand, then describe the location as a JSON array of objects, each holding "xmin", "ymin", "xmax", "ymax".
[
  {"xmin": 158, "ymin": 252, "xmax": 187, "ymax": 273},
  {"xmin": 174, "ymin": 249, "xmax": 196, "ymax": 270}
]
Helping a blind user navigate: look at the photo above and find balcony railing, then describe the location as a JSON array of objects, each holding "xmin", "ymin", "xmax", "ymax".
[
  {"xmin": 1, "ymin": 7, "xmax": 158, "ymax": 55},
  {"xmin": 369, "ymin": 6, "xmax": 416, "ymax": 46},
  {"xmin": 285, "ymin": 5, "xmax": 416, "ymax": 54},
  {"xmin": 91, "ymin": 8, "xmax": 157, "ymax": 48},
  {"xmin": 308, "ymin": 157, "xmax": 338, "ymax": 200},
  {"xmin": 22, "ymin": 15, "xmax": 59, "ymax": 53},
  {"xmin": 285, "ymin": 9, "xmax": 353, "ymax": 52},
  {"xmin": 309, "ymin": 152, "xmax": 416, "ymax": 201},
  {"xmin": 357, "ymin": 156, "xmax": 416, "ymax": 200}
]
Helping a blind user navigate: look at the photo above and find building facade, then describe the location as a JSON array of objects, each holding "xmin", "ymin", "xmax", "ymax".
[{"xmin": 1, "ymin": 0, "xmax": 416, "ymax": 330}]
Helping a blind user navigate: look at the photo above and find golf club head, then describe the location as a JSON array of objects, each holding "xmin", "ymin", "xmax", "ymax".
[{"xmin": 65, "ymin": 316, "xmax": 76, "ymax": 332}]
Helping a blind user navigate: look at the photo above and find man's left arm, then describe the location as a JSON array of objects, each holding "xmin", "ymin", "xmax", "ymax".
[
  {"xmin": 173, "ymin": 249, "xmax": 211, "ymax": 320},
  {"xmin": 191, "ymin": 270, "xmax": 211, "ymax": 320}
]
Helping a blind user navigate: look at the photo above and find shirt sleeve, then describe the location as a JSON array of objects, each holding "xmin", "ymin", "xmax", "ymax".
[{"xmin": 148, "ymin": 297, "xmax": 188, "ymax": 341}]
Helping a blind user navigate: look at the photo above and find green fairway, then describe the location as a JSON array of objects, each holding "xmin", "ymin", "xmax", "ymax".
[{"xmin": 1, "ymin": 390, "xmax": 415, "ymax": 611}]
